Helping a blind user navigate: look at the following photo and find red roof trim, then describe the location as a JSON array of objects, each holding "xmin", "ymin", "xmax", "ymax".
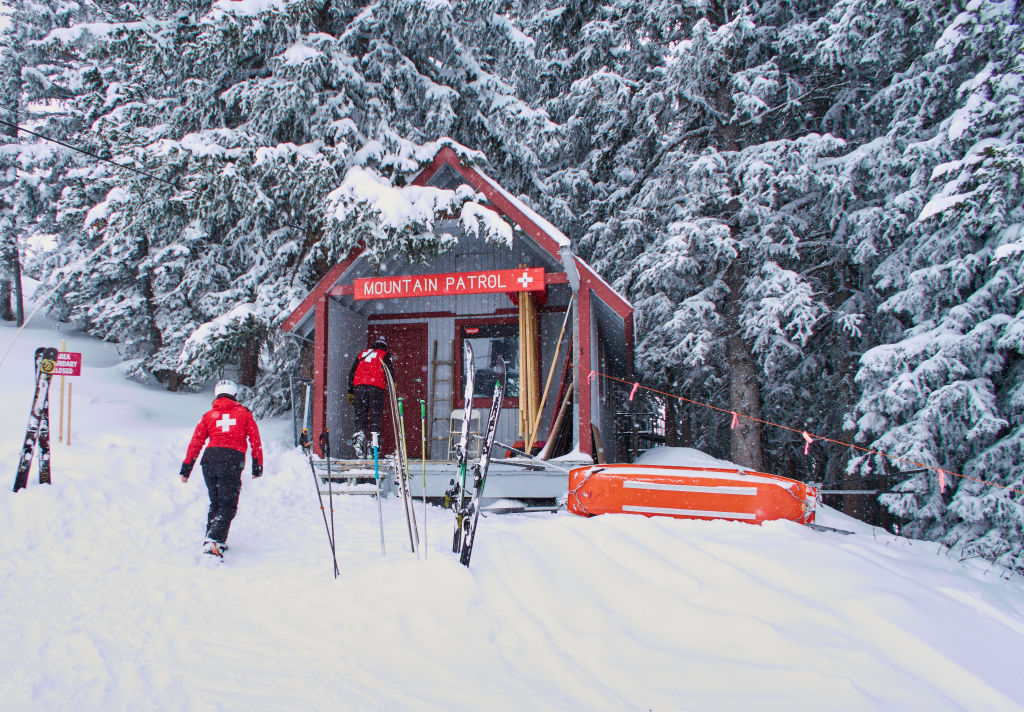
[
  {"xmin": 577, "ymin": 260, "xmax": 631, "ymax": 318},
  {"xmin": 414, "ymin": 147, "xmax": 565, "ymax": 261},
  {"xmin": 417, "ymin": 148, "xmax": 631, "ymax": 319},
  {"xmin": 409, "ymin": 147, "xmax": 453, "ymax": 188},
  {"xmin": 280, "ymin": 247, "xmax": 364, "ymax": 332}
]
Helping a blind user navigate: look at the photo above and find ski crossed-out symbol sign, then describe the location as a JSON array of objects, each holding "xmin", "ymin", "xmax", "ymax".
[{"xmin": 216, "ymin": 414, "xmax": 236, "ymax": 432}]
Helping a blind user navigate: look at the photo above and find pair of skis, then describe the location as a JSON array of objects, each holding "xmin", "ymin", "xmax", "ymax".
[
  {"xmin": 12, "ymin": 347, "xmax": 58, "ymax": 492},
  {"xmin": 446, "ymin": 341, "xmax": 506, "ymax": 567},
  {"xmin": 383, "ymin": 365, "xmax": 420, "ymax": 555}
]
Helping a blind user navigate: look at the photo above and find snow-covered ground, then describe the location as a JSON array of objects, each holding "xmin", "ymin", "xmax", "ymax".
[{"xmin": 3, "ymin": 297, "xmax": 1024, "ymax": 711}]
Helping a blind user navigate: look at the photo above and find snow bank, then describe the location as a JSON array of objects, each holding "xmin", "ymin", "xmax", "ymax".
[
  {"xmin": 636, "ymin": 445, "xmax": 748, "ymax": 470},
  {"xmin": 2, "ymin": 310, "xmax": 1024, "ymax": 711}
]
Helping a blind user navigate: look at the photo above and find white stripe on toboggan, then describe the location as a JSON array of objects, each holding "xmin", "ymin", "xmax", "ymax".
[
  {"xmin": 622, "ymin": 481, "xmax": 757, "ymax": 496},
  {"xmin": 622, "ymin": 505, "xmax": 757, "ymax": 519}
]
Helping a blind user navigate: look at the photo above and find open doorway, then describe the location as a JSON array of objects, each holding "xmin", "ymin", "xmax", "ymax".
[{"xmin": 368, "ymin": 322, "xmax": 428, "ymax": 458}]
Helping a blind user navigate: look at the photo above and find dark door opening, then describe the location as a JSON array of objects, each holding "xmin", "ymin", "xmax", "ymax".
[{"xmin": 368, "ymin": 322, "xmax": 428, "ymax": 459}]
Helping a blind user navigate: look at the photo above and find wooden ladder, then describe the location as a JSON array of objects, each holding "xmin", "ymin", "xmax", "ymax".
[{"xmin": 426, "ymin": 341, "xmax": 455, "ymax": 459}]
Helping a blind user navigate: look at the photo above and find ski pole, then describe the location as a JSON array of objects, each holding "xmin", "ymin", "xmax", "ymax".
[
  {"xmin": 301, "ymin": 428, "xmax": 339, "ymax": 577},
  {"xmin": 420, "ymin": 398, "xmax": 427, "ymax": 558},
  {"xmin": 372, "ymin": 431, "xmax": 385, "ymax": 556},
  {"xmin": 320, "ymin": 429, "xmax": 338, "ymax": 579},
  {"xmin": 398, "ymin": 396, "xmax": 420, "ymax": 552},
  {"xmin": 493, "ymin": 439, "xmax": 572, "ymax": 474}
]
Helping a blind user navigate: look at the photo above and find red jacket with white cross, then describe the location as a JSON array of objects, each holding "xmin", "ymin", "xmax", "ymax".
[
  {"xmin": 183, "ymin": 396, "xmax": 263, "ymax": 466},
  {"xmin": 348, "ymin": 347, "xmax": 392, "ymax": 391}
]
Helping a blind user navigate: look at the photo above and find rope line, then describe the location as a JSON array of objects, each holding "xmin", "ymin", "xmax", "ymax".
[{"xmin": 599, "ymin": 371, "xmax": 1024, "ymax": 497}]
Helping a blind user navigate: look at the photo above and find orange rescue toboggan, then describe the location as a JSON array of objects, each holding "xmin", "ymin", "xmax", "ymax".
[{"xmin": 567, "ymin": 464, "xmax": 818, "ymax": 525}]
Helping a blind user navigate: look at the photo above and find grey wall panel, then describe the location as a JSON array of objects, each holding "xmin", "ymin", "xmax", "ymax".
[
  {"xmin": 535, "ymin": 306, "xmax": 572, "ymax": 448},
  {"xmin": 591, "ymin": 295, "xmax": 619, "ymax": 463},
  {"xmin": 327, "ymin": 300, "xmax": 367, "ymax": 455}
]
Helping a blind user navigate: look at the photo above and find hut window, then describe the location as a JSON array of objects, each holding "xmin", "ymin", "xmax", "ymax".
[{"xmin": 463, "ymin": 323, "xmax": 520, "ymax": 400}]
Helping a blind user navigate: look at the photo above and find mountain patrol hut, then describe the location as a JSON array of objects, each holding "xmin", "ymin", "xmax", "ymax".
[{"xmin": 281, "ymin": 147, "xmax": 634, "ymax": 501}]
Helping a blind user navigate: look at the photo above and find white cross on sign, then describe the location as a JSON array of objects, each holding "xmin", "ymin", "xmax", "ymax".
[
  {"xmin": 517, "ymin": 270, "xmax": 534, "ymax": 290},
  {"xmin": 216, "ymin": 414, "xmax": 236, "ymax": 433}
]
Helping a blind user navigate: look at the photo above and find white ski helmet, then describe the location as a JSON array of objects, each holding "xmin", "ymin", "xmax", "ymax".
[{"xmin": 215, "ymin": 379, "xmax": 239, "ymax": 398}]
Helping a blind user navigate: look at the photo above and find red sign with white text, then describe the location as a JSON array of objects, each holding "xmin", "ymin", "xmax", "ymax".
[
  {"xmin": 53, "ymin": 352, "xmax": 82, "ymax": 377},
  {"xmin": 354, "ymin": 267, "xmax": 545, "ymax": 300}
]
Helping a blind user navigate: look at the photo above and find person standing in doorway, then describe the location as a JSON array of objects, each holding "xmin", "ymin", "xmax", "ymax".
[
  {"xmin": 179, "ymin": 379, "xmax": 263, "ymax": 558},
  {"xmin": 347, "ymin": 335, "xmax": 393, "ymax": 460}
]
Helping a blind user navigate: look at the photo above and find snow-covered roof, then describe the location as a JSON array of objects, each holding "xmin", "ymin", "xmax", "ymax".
[
  {"xmin": 282, "ymin": 145, "xmax": 633, "ymax": 333},
  {"xmin": 471, "ymin": 167, "xmax": 570, "ymax": 249},
  {"xmin": 413, "ymin": 147, "xmax": 632, "ymax": 313}
]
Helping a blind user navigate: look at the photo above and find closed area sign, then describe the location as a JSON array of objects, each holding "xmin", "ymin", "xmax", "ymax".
[{"xmin": 54, "ymin": 352, "xmax": 82, "ymax": 376}]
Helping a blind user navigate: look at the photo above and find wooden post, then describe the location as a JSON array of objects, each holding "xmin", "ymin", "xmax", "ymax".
[
  {"xmin": 516, "ymin": 280, "xmax": 540, "ymax": 444},
  {"xmin": 527, "ymin": 295, "xmax": 572, "ymax": 453},
  {"xmin": 58, "ymin": 340, "xmax": 66, "ymax": 443},
  {"xmin": 518, "ymin": 284, "xmax": 526, "ymax": 438},
  {"xmin": 539, "ymin": 381, "xmax": 574, "ymax": 460},
  {"xmin": 66, "ymin": 381, "xmax": 72, "ymax": 445}
]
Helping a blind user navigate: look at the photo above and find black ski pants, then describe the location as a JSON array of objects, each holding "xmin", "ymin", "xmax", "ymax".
[
  {"xmin": 353, "ymin": 384, "xmax": 385, "ymax": 437},
  {"xmin": 201, "ymin": 447, "xmax": 245, "ymax": 544}
]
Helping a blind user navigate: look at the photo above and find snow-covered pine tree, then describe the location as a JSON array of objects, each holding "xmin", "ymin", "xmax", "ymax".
[
  {"xmin": 39, "ymin": 0, "xmax": 550, "ymax": 412},
  {"xmin": 23, "ymin": 0, "xmax": 1024, "ymax": 575},
  {"xmin": 0, "ymin": 0, "xmax": 100, "ymax": 323},
  {"xmin": 540, "ymin": 1, "xmax": 854, "ymax": 474},
  {"xmin": 849, "ymin": 0, "xmax": 1024, "ymax": 568}
]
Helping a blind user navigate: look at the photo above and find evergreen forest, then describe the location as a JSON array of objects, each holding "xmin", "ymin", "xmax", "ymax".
[{"xmin": 1, "ymin": 0, "xmax": 1022, "ymax": 568}]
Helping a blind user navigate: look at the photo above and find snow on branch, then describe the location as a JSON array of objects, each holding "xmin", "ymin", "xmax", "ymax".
[
  {"xmin": 177, "ymin": 304, "xmax": 263, "ymax": 386},
  {"xmin": 323, "ymin": 165, "xmax": 514, "ymax": 260},
  {"xmin": 327, "ymin": 166, "xmax": 474, "ymax": 229},
  {"xmin": 742, "ymin": 262, "xmax": 828, "ymax": 362}
]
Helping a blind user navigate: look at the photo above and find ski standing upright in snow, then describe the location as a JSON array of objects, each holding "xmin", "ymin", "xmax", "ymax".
[
  {"xmin": 383, "ymin": 364, "xmax": 418, "ymax": 554},
  {"xmin": 458, "ymin": 357, "xmax": 506, "ymax": 567},
  {"xmin": 12, "ymin": 347, "xmax": 58, "ymax": 492},
  {"xmin": 396, "ymin": 395, "xmax": 420, "ymax": 550},
  {"xmin": 445, "ymin": 340, "xmax": 475, "ymax": 552}
]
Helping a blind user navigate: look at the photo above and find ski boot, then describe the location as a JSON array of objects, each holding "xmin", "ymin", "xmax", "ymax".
[
  {"xmin": 351, "ymin": 431, "xmax": 366, "ymax": 460},
  {"xmin": 203, "ymin": 539, "xmax": 227, "ymax": 558}
]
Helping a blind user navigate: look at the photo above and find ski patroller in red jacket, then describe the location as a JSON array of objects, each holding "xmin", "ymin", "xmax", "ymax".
[
  {"xmin": 183, "ymin": 396, "xmax": 264, "ymax": 466},
  {"xmin": 348, "ymin": 347, "xmax": 391, "ymax": 390}
]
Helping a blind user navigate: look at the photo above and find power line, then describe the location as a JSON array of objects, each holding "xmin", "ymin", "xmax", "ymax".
[
  {"xmin": 0, "ymin": 118, "xmax": 315, "ymax": 365},
  {"xmin": 0, "ymin": 118, "xmax": 182, "ymax": 188},
  {"xmin": 600, "ymin": 370, "xmax": 1024, "ymax": 498},
  {"xmin": 0, "ymin": 118, "xmax": 312, "ymax": 234}
]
